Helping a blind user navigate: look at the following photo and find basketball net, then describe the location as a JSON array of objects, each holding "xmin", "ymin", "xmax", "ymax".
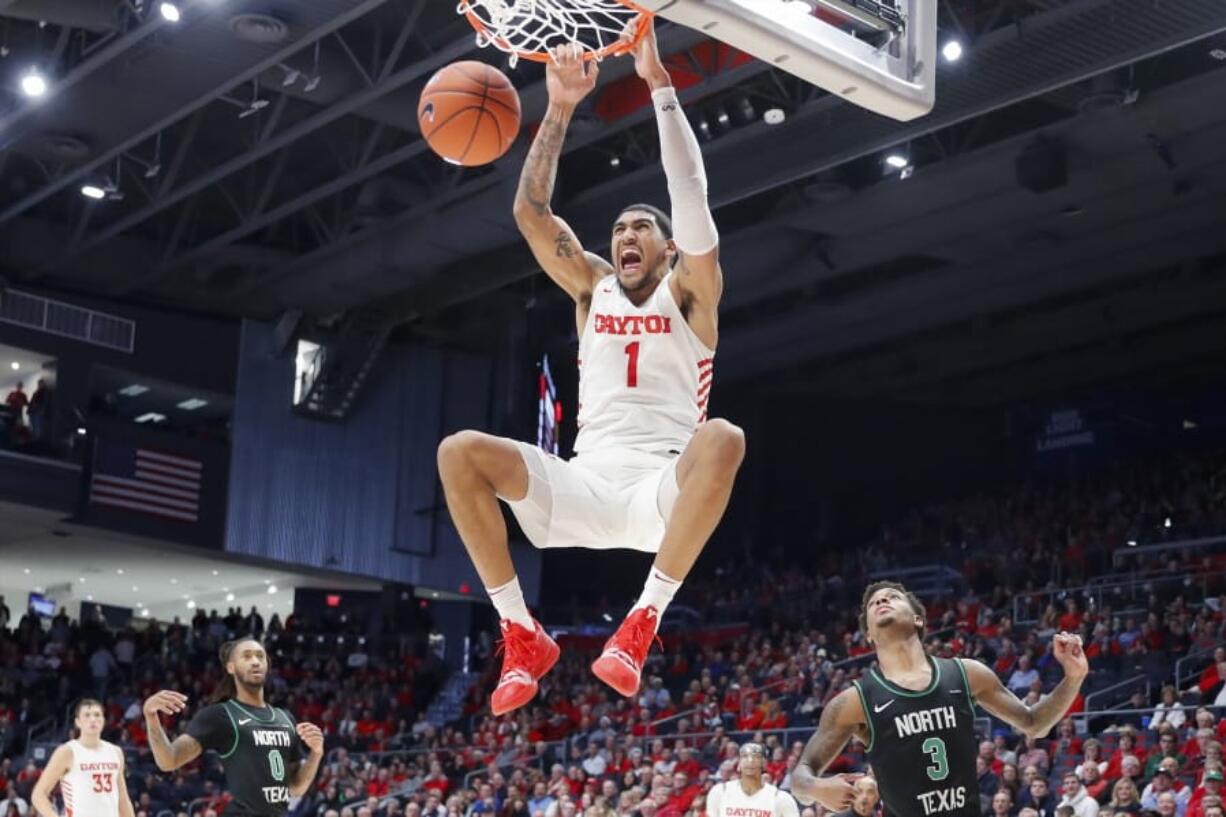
[{"xmin": 458, "ymin": 0, "xmax": 651, "ymax": 66}]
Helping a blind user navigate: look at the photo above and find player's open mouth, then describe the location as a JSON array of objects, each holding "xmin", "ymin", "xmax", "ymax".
[{"xmin": 619, "ymin": 248, "xmax": 642, "ymax": 273}]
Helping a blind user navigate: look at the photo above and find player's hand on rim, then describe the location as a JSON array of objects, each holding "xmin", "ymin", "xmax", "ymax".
[
  {"xmin": 545, "ymin": 42, "xmax": 599, "ymax": 107},
  {"xmin": 619, "ymin": 16, "xmax": 668, "ymax": 86},
  {"xmin": 296, "ymin": 722, "xmax": 325, "ymax": 755},
  {"xmin": 142, "ymin": 689, "xmax": 188, "ymax": 718}
]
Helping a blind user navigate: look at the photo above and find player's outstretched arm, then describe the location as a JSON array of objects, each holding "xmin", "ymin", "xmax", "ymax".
[
  {"xmin": 512, "ymin": 43, "xmax": 610, "ymax": 304},
  {"xmin": 962, "ymin": 631, "xmax": 1089, "ymax": 738},
  {"xmin": 30, "ymin": 744, "xmax": 72, "ymax": 817},
  {"xmin": 624, "ymin": 20, "xmax": 723, "ymax": 314},
  {"xmin": 791, "ymin": 688, "xmax": 865, "ymax": 812},
  {"xmin": 142, "ymin": 690, "xmax": 203, "ymax": 772}
]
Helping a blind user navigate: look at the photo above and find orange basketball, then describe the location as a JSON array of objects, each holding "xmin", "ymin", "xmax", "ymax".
[{"xmin": 418, "ymin": 61, "xmax": 521, "ymax": 167}]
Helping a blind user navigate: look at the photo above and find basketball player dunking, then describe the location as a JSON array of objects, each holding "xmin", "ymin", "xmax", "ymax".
[
  {"xmin": 437, "ymin": 18, "xmax": 745, "ymax": 715},
  {"xmin": 791, "ymin": 582, "xmax": 1089, "ymax": 817},
  {"xmin": 32, "ymin": 699, "xmax": 134, "ymax": 817},
  {"xmin": 141, "ymin": 638, "xmax": 324, "ymax": 817},
  {"xmin": 707, "ymin": 743, "xmax": 799, "ymax": 817}
]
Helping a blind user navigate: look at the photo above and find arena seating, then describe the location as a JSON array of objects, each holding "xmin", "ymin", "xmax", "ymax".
[{"xmin": 2, "ymin": 446, "xmax": 1224, "ymax": 817}]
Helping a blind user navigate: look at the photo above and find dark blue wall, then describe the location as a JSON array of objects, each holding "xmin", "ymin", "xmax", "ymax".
[
  {"xmin": 225, "ymin": 321, "xmax": 542, "ymax": 603},
  {"xmin": 0, "ymin": 285, "xmax": 240, "ymax": 442}
]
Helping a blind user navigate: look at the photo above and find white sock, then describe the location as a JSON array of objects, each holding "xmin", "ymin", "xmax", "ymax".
[
  {"xmin": 633, "ymin": 567, "xmax": 682, "ymax": 621},
  {"xmin": 487, "ymin": 576, "xmax": 534, "ymax": 630}
]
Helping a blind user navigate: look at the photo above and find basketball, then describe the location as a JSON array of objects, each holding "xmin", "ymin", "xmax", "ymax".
[{"xmin": 418, "ymin": 61, "xmax": 521, "ymax": 167}]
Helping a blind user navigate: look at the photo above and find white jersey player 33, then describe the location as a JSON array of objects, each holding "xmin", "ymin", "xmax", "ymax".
[
  {"xmin": 60, "ymin": 738, "xmax": 124, "ymax": 817},
  {"xmin": 503, "ymin": 270, "xmax": 713, "ymax": 553},
  {"xmin": 577, "ymin": 269, "xmax": 714, "ymax": 454}
]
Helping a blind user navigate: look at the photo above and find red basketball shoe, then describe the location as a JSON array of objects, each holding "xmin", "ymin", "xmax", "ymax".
[
  {"xmin": 490, "ymin": 618, "xmax": 560, "ymax": 716},
  {"xmin": 591, "ymin": 606, "xmax": 660, "ymax": 698}
]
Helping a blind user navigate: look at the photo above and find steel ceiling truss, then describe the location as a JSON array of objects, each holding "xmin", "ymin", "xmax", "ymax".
[
  {"xmin": 369, "ymin": 0, "xmax": 1226, "ymax": 324},
  {"xmin": 23, "ymin": 0, "xmax": 455, "ymax": 283},
  {"xmin": 0, "ymin": 0, "xmax": 399, "ymax": 225}
]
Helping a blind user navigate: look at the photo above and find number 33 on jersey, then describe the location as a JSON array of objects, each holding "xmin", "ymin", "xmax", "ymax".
[{"xmin": 576, "ymin": 272, "xmax": 714, "ymax": 455}]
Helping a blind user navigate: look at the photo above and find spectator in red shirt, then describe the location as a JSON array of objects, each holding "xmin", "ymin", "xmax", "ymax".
[
  {"xmin": 980, "ymin": 740, "xmax": 1005, "ymax": 776},
  {"xmin": 1058, "ymin": 599, "xmax": 1084, "ymax": 633},
  {"xmin": 1190, "ymin": 649, "xmax": 1226, "ymax": 698},
  {"xmin": 422, "ymin": 760, "xmax": 451, "ymax": 796},
  {"xmin": 367, "ymin": 768, "xmax": 392, "ymax": 798},
  {"xmin": 1105, "ymin": 728, "xmax": 1142, "ymax": 782}
]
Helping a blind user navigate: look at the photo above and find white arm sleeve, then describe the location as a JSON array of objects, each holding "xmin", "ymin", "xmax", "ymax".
[
  {"xmin": 652, "ymin": 86, "xmax": 719, "ymax": 255},
  {"xmin": 776, "ymin": 790, "xmax": 800, "ymax": 817},
  {"xmin": 706, "ymin": 782, "xmax": 723, "ymax": 817}
]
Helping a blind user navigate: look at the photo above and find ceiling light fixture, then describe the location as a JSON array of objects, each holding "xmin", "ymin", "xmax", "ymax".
[
  {"xmin": 187, "ymin": 600, "xmax": 197, "ymax": 609},
  {"xmin": 134, "ymin": 412, "xmax": 167, "ymax": 423},
  {"xmin": 21, "ymin": 68, "xmax": 47, "ymax": 98},
  {"xmin": 119, "ymin": 384, "xmax": 149, "ymax": 396},
  {"xmin": 81, "ymin": 184, "xmax": 106, "ymax": 200},
  {"xmin": 177, "ymin": 398, "xmax": 208, "ymax": 410},
  {"xmin": 763, "ymin": 108, "xmax": 785, "ymax": 125},
  {"xmin": 267, "ymin": 585, "xmax": 278, "ymax": 594},
  {"xmin": 885, "ymin": 153, "xmax": 909, "ymax": 169},
  {"xmin": 942, "ymin": 40, "xmax": 963, "ymax": 62},
  {"xmin": 225, "ymin": 592, "xmax": 235, "ymax": 602},
  {"xmin": 159, "ymin": 2, "xmax": 181, "ymax": 23},
  {"xmin": 9, "ymin": 361, "xmax": 18, "ymax": 371}
]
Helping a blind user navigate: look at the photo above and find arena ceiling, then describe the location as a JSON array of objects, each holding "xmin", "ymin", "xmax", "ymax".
[{"xmin": 2, "ymin": 0, "xmax": 1226, "ymax": 405}]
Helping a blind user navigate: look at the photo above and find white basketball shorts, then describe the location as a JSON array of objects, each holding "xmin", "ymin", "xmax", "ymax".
[{"xmin": 498, "ymin": 442, "xmax": 682, "ymax": 553}]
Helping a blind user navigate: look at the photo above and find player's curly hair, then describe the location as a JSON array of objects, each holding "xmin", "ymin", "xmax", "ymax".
[
  {"xmin": 859, "ymin": 580, "xmax": 927, "ymax": 641},
  {"xmin": 210, "ymin": 636, "xmax": 266, "ymax": 704}
]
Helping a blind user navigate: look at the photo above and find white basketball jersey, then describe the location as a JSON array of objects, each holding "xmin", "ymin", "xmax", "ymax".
[
  {"xmin": 706, "ymin": 780, "xmax": 798, "ymax": 817},
  {"xmin": 61, "ymin": 739, "xmax": 123, "ymax": 817},
  {"xmin": 575, "ymin": 272, "xmax": 714, "ymax": 454}
]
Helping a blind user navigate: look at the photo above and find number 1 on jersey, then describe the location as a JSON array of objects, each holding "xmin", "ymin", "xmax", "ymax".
[{"xmin": 624, "ymin": 341, "xmax": 640, "ymax": 388}]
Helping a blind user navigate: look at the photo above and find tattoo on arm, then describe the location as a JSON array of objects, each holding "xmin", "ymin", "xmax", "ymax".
[
  {"xmin": 517, "ymin": 108, "xmax": 571, "ymax": 217},
  {"xmin": 555, "ymin": 231, "xmax": 577, "ymax": 258},
  {"xmin": 798, "ymin": 691, "xmax": 856, "ymax": 777}
]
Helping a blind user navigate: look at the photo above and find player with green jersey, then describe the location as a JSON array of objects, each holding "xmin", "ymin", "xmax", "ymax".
[
  {"xmin": 142, "ymin": 638, "xmax": 325, "ymax": 816},
  {"xmin": 791, "ymin": 582, "xmax": 1088, "ymax": 817}
]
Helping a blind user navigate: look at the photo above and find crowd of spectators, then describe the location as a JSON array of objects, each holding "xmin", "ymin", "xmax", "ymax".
[{"xmin": 2, "ymin": 446, "xmax": 1225, "ymax": 817}]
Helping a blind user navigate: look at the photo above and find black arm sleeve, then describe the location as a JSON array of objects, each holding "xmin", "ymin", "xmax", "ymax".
[{"xmin": 185, "ymin": 704, "xmax": 235, "ymax": 754}]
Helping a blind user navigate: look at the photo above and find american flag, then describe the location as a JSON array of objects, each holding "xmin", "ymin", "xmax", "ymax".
[{"xmin": 89, "ymin": 440, "xmax": 202, "ymax": 522}]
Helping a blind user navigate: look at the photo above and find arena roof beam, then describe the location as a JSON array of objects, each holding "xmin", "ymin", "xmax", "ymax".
[
  {"xmin": 230, "ymin": 34, "xmax": 761, "ymax": 296},
  {"xmin": 26, "ymin": 6, "xmax": 466, "ymax": 278},
  {"xmin": 368, "ymin": 0, "xmax": 1226, "ymax": 323},
  {"xmin": 0, "ymin": 0, "xmax": 182, "ymax": 146},
  {"xmin": 0, "ymin": 0, "xmax": 396, "ymax": 226},
  {"xmin": 145, "ymin": 25, "xmax": 721, "ymax": 291}
]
